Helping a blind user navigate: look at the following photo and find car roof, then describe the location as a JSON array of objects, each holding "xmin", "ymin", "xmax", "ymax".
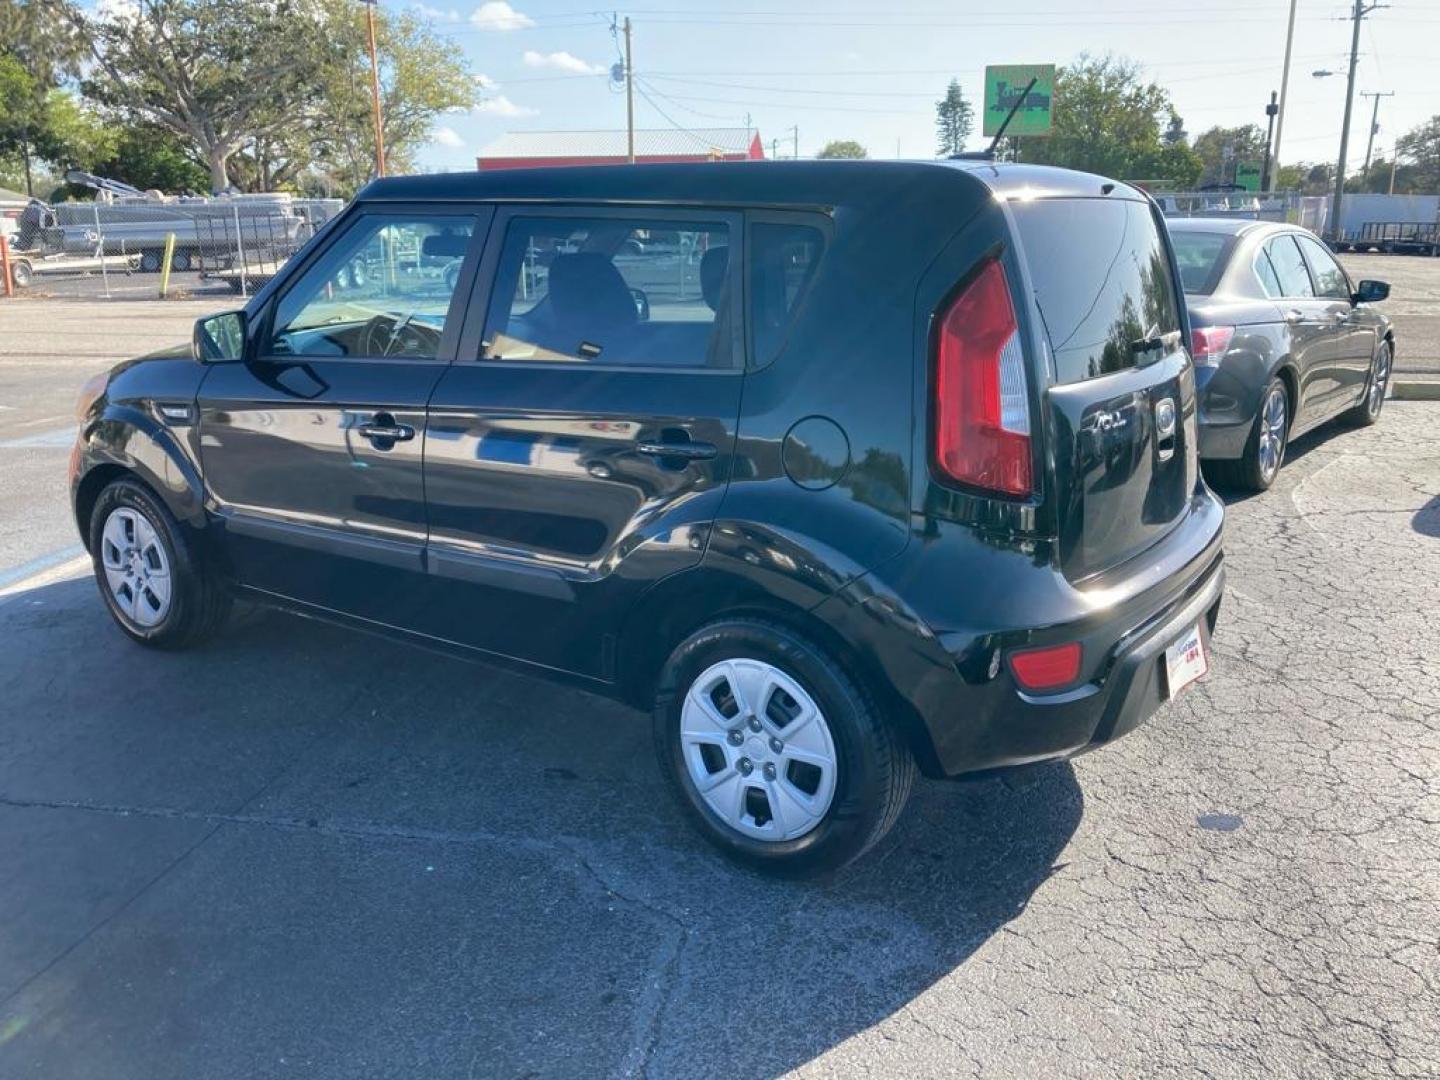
[
  {"xmin": 358, "ymin": 160, "xmax": 1146, "ymax": 210},
  {"xmin": 1165, "ymin": 217, "xmax": 1282, "ymax": 237}
]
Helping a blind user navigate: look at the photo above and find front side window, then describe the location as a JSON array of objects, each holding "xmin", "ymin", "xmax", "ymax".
[
  {"xmin": 1264, "ymin": 236, "xmax": 1315, "ymax": 298},
  {"xmin": 268, "ymin": 215, "xmax": 476, "ymax": 359},
  {"xmin": 482, "ymin": 215, "xmax": 734, "ymax": 369},
  {"xmin": 1295, "ymin": 234, "xmax": 1351, "ymax": 299}
]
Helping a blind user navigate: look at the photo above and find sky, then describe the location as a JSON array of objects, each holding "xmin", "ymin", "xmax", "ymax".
[{"xmin": 410, "ymin": 0, "xmax": 1439, "ymax": 175}]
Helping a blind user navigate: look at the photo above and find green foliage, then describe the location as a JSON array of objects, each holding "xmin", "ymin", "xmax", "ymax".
[
  {"xmin": 934, "ymin": 79, "xmax": 973, "ymax": 157},
  {"xmin": 1191, "ymin": 124, "xmax": 1268, "ymax": 187},
  {"xmin": 1395, "ymin": 115, "xmax": 1440, "ymax": 192},
  {"xmin": 816, "ymin": 139, "xmax": 867, "ymax": 160},
  {"xmin": 93, "ymin": 124, "xmax": 210, "ymax": 192},
  {"xmin": 1019, "ymin": 55, "xmax": 1199, "ymax": 187}
]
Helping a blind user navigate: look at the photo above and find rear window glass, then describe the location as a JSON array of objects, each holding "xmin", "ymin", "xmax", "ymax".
[
  {"xmin": 1011, "ymin": 198, "xmax": 1182, "ymax": 384},
  {"xmin": 1169, "ymin": 231, "xmax": 1234, "ymax": 295},
  {"xmin": 750, "ymin": 222, "xmax": 825, "ymax": 367}
]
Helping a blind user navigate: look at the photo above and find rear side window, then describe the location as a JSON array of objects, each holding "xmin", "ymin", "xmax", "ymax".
[
  {"xmin": 1254, "ymin": 250, "xmax": 1285, "ymax": 298},
  {"xmin": 1264, "ymin": 236, "xmax": 1314, "ymax": 298},
  {"xmin": 481, "ymin": 215, "xmax": 734, "ymax": 368},
  {"xmin": 1170, "ymin": 231, "xmax": 1234, "ymax": 295},
  {"xmin": 1011, "ymin": 199, "xmax": 1181, "ymax": 384},
  {"xmin": 749, "ymin": 222, "xmax": 825, "ymax": 366}
]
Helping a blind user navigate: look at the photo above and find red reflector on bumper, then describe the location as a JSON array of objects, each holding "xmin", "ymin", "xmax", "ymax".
[{"xmin": 1010, "ymin": 642, "xmax": 1082, "ymax": 691}]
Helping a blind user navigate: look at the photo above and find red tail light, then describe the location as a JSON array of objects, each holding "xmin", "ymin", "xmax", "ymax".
[
  {"xmin": 1190, "ymin": 325, "xmax": 1235, "ymax": 368},
  {"xmin": 1009, "ymin": 642, "xmax": 1082, "ymax": 691},
  {"xmin": 932, "ymin": 259, "xmax": 1032, "ymax": 497}
]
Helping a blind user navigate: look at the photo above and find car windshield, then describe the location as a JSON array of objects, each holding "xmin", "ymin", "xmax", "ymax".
[{"xmin": 1169, "ymin": 231, "xmax": 1236, "ymax": 295}]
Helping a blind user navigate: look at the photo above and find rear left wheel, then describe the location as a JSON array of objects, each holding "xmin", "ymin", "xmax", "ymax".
[
  {"xmin": 653, "ymin": 618, "xmax": 914, "ymax": 876},
  {"xmin": 1209, "ymin": 377, "xmax": 1289, "ymax": 493}
]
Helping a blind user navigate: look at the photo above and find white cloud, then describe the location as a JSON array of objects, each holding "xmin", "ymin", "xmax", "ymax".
[
  {"xmin": 469, "ymin": 2, "xmax": 534, "ymax": 31},
  {"xmin": 432, "ymin": 126, "xmax": 465, "ymax": 148},
  {"xmin": 522, "ymin": 50, "xmax": 604, "ymax": 75},
  {"xmin": 475, "ymin": 95, "xmax": 539, "ymax": 118},
  {"xmin": 412, "ymin": 3, "xmax": 461, "ymax": 21}
]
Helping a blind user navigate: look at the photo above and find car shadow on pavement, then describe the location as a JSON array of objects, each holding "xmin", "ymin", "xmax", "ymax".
[
  {"xmin": 0, "ymin": 577, "xmax": 1083, "ymax": 1078},
  {"xmin": 1414, "ymin": 495, "xmax": 1440, "ymax": 538}
]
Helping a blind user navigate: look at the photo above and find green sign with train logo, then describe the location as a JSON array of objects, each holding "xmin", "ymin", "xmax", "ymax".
[{"xmin": 983, "ymin": 64, "xmax": 1056, "ymax": 138}]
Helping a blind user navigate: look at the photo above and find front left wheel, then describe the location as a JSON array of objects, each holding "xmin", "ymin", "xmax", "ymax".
[
  {"xmin": 89, "ymin": 479, "xmax": 231, "ymax": 648},
  {"xmin": 653, "ymin": 618, "xmax": 915, "ymax": 876}
]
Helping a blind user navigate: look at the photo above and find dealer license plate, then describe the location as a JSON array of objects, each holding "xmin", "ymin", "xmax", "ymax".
[{"xmin": 1164, "ymin": 622, "xmax": 1208, "ymax": 699}]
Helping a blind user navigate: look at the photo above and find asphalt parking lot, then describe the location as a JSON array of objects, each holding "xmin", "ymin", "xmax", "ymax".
[{"xmin": 1, "ymin": 288, "xmax": 1438, "ymax": 1077}]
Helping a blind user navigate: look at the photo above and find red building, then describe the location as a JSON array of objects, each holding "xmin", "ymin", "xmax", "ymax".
[{"xmin": 476, "ymin": 128, "xmax": 764, "ymax": 170}]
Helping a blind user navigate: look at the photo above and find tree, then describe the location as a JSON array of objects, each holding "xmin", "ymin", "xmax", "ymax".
[
  {"xmin": 1192, "ymin": 124, "xmax": 1267, "ymax": 187},
  {"xmin": 67, "ymin": 0, "xmax": 338, "ymax": 192},
  {"xmin": 234, "ymin": 0, "xmax": 477, "ymax": 195},
  {"xmin": 934, "ymin": 79, "xmax": 973, "ymax": 157},
  {"xmin": 1020, "ymin": 55, "xmax": 1199, "ymax": 187},
  {"xmin": 1162, "ymin": 112, "xmax": 1187, "ymax": 147},
  {"xmin": 816, "ymin": 139, "xmax": 867, "ymax": 159},
  {"xmin": 1395, "ymin": 115, "xmax": 1440, "ymax": 192}
]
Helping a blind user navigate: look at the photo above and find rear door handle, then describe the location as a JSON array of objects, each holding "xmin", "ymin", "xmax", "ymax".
[
  {"xmin": 1285, "ymin": 309, "xmax": 1304, "ymax": 325},
  {"xmin": 636, "ymin": 440, "xmax": 717, "ymax": 460}
]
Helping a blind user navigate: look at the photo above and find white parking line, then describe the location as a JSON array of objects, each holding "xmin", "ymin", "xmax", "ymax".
[
  {"xmin": 0, "ymin": 427, "xmax": 76, "ymax": 449},
  {"xmin": 0, "ymin": 551, "xmax": 90, "ymax": 607}
]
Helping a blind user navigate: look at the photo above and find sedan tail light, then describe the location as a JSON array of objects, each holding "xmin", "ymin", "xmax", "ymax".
[
  {"xmin": 932, "ymin": 259, "xmax": 1032, "ymax": 497},
  {"xmin": 1190, "ymin": 325, "xmax": 1235, "ymax": 368}
]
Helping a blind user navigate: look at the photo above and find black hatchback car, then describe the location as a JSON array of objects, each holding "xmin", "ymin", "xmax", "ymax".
[{"xmin": 71, "ymin": 162, "xmax": 1225, "ymax": 875}]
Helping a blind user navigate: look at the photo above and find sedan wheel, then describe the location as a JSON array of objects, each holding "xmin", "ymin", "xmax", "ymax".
[
  {"xmin": 680, "ymin": 658, "xmax": 839, "ymax": 842},
  {"xmin": 99, "ymin": 506, "xmax": 173, "ymax": 629},
  {"xmin": 1256, "ymin": 383, "xmax": 1288, "ymax": 483}
]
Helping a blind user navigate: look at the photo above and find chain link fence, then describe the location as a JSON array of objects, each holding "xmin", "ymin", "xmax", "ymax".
[{"xmin": 5, "ymin": 194, "xmax": 343, "ymax": 300}]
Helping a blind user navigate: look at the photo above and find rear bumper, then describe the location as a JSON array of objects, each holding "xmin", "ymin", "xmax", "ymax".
[
  {"xmin": 1196, "ymin": 364, "xmax": 1259, "ymax": 461},
  {"xmin": 818, "ymin": 490, "xmax": 1225, "ymax": 778}
]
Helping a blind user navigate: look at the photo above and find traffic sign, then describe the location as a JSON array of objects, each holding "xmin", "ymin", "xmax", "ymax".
[
  {"xmin": 1236, "ymin": 161, "xmax": 1263, "ymax": 192},
  {"xmin": 983, "ymin": 64, "xmax": 1056, "ymax": 138}
]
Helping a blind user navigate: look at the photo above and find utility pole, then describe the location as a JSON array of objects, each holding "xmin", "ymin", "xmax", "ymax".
[
  {"xmin": 1262, "ymin": 92, "xmax": 1279, "ymax": 191},
  {"xmin": 771, "ymin": 137, "xmax": 778, "ymax": 160},
  {"xmin": 790, "ymin": 125, "xmax": 799, "ymax": 160},
  {"xmin": 624, "ymin": 17, "xmax": 635, "ymax": 164},
  {"xmin": 362, "ymin": 0, "xmax": 386, "ymax": 178},
  {"xmin": 1329, "ymin": 0, "xmax": 1385, "ymax": 243},
  {"xmin": 1360, "ymin": 90, "xmax": 1394, "ymax": 175},
  {"xmin": 1269, "ymin": 0, "xmax": 1299, "ymax": 191}
]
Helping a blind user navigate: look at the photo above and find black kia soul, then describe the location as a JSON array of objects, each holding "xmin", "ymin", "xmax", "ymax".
[{"xmin": 71, "ymin": 161, "xmax": 1225, "ymax": 875}]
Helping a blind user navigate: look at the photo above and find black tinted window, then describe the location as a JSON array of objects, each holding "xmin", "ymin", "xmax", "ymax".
[
  {"xmin": 1265, "ymin": 236, "xmax": 1314, "ymax": 298},
  {"xmin": 1011, "ymin": 199, "xmax": 1181, "ymax": 384},
  {"xmin": 750, "ymin": 222, "xmax": 825, "ymax": 366},
  {"xmin": 1170, "ymin": 231, "xmax": 1234, "ymax": 294},
  {"xmin": 482, "ymin": 216, "xmax": 734, "ymax": 368}
]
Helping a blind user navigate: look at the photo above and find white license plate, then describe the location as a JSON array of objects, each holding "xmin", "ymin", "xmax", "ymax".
[{"xmin": 1164, "ymin": 622, "xmax": 1208, "ymax": 699}]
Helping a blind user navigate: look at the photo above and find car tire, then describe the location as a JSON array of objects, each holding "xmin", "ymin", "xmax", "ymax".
[
  {"xmin": 1210, "ymin": 376, "xmax": 1289, "ymax": 493},
  {"xmin": 10, "ymin": 258, "xmax": 31, "ymax": 289},
  {"xmin": 653, "ymin": 618, "xmax": 915, "ymax": 877},
  {"xmin": 89, "ymin": 478, "xmax": 231, "ymax": 649},
  {"xmin": 1343, "ymin": 339, "xmax": 1391, "ymax": 428}
]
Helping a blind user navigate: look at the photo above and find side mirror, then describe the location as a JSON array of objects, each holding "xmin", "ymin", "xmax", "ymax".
[
  {"xmin": 1353, "ymin": 279, "xmax": 1390, "ymax": 304},
  {"xmin": 630, "ymin": 287, "xmax": 650, "ymax": 322},
  {"xmin": 194, "ymin": 310, "xmax": 246, "ymax": 362}
]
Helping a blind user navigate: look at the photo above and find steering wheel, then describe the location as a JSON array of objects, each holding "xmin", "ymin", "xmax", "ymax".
[{"xmin": 359, "ymin": 313, "xmax": 434, "ymax": 358}]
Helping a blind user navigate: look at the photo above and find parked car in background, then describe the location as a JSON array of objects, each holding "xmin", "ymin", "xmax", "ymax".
[
  {"xmin": 69, "ymin": 161, "xmax": 1224, "ymax": 875},
  {"xmin": 1169, "ymin": 218, "xmax": 1394, "ymax": 492}
]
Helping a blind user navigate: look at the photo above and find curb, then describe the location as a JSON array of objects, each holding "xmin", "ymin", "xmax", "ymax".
[{"xmin": 1393, "ymin": 378, "xmax": 1440, "ymax": 401}]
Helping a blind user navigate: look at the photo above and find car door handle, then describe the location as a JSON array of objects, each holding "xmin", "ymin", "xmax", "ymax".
[
  {"xmin": 1285, "ymin": 309, "xmax": 1305, "ymax": 325},
  {"xmin": 636, "ymin": 440, "xmax": 717, "ymax": 460},
  {"xmin": 356, "ymin": 416, "xmax": 415, "ymax": 444}
]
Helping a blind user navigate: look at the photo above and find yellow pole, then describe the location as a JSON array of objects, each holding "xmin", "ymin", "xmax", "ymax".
[{"xmin": 159, "ymin": 232, "xmax": 176, "ymax": 298}]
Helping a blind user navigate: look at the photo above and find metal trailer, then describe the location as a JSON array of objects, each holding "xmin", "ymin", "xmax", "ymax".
[
  {"xmin": 7, "ymin": 251, "xmax": 140, "ymax": 288},
  {"xmin": 1335, "ymin": 221, "xmax": 1440, "ymax": 256}
]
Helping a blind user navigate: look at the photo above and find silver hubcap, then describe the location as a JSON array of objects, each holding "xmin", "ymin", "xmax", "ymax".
[
  {"xmin": 1257, "ymin": 386, "xmax": 1287, "ymax": 480},
  {"xmin": 99, "ymin": 507, "xmax": 172, "ymax": 627},
  {"xmin": 680, "ymin": 659, "xmax": 838, "ymax": 842},
  {"xmin": 1369, "ymin": 346, "xmax": 1390, "ymax": 414}
]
